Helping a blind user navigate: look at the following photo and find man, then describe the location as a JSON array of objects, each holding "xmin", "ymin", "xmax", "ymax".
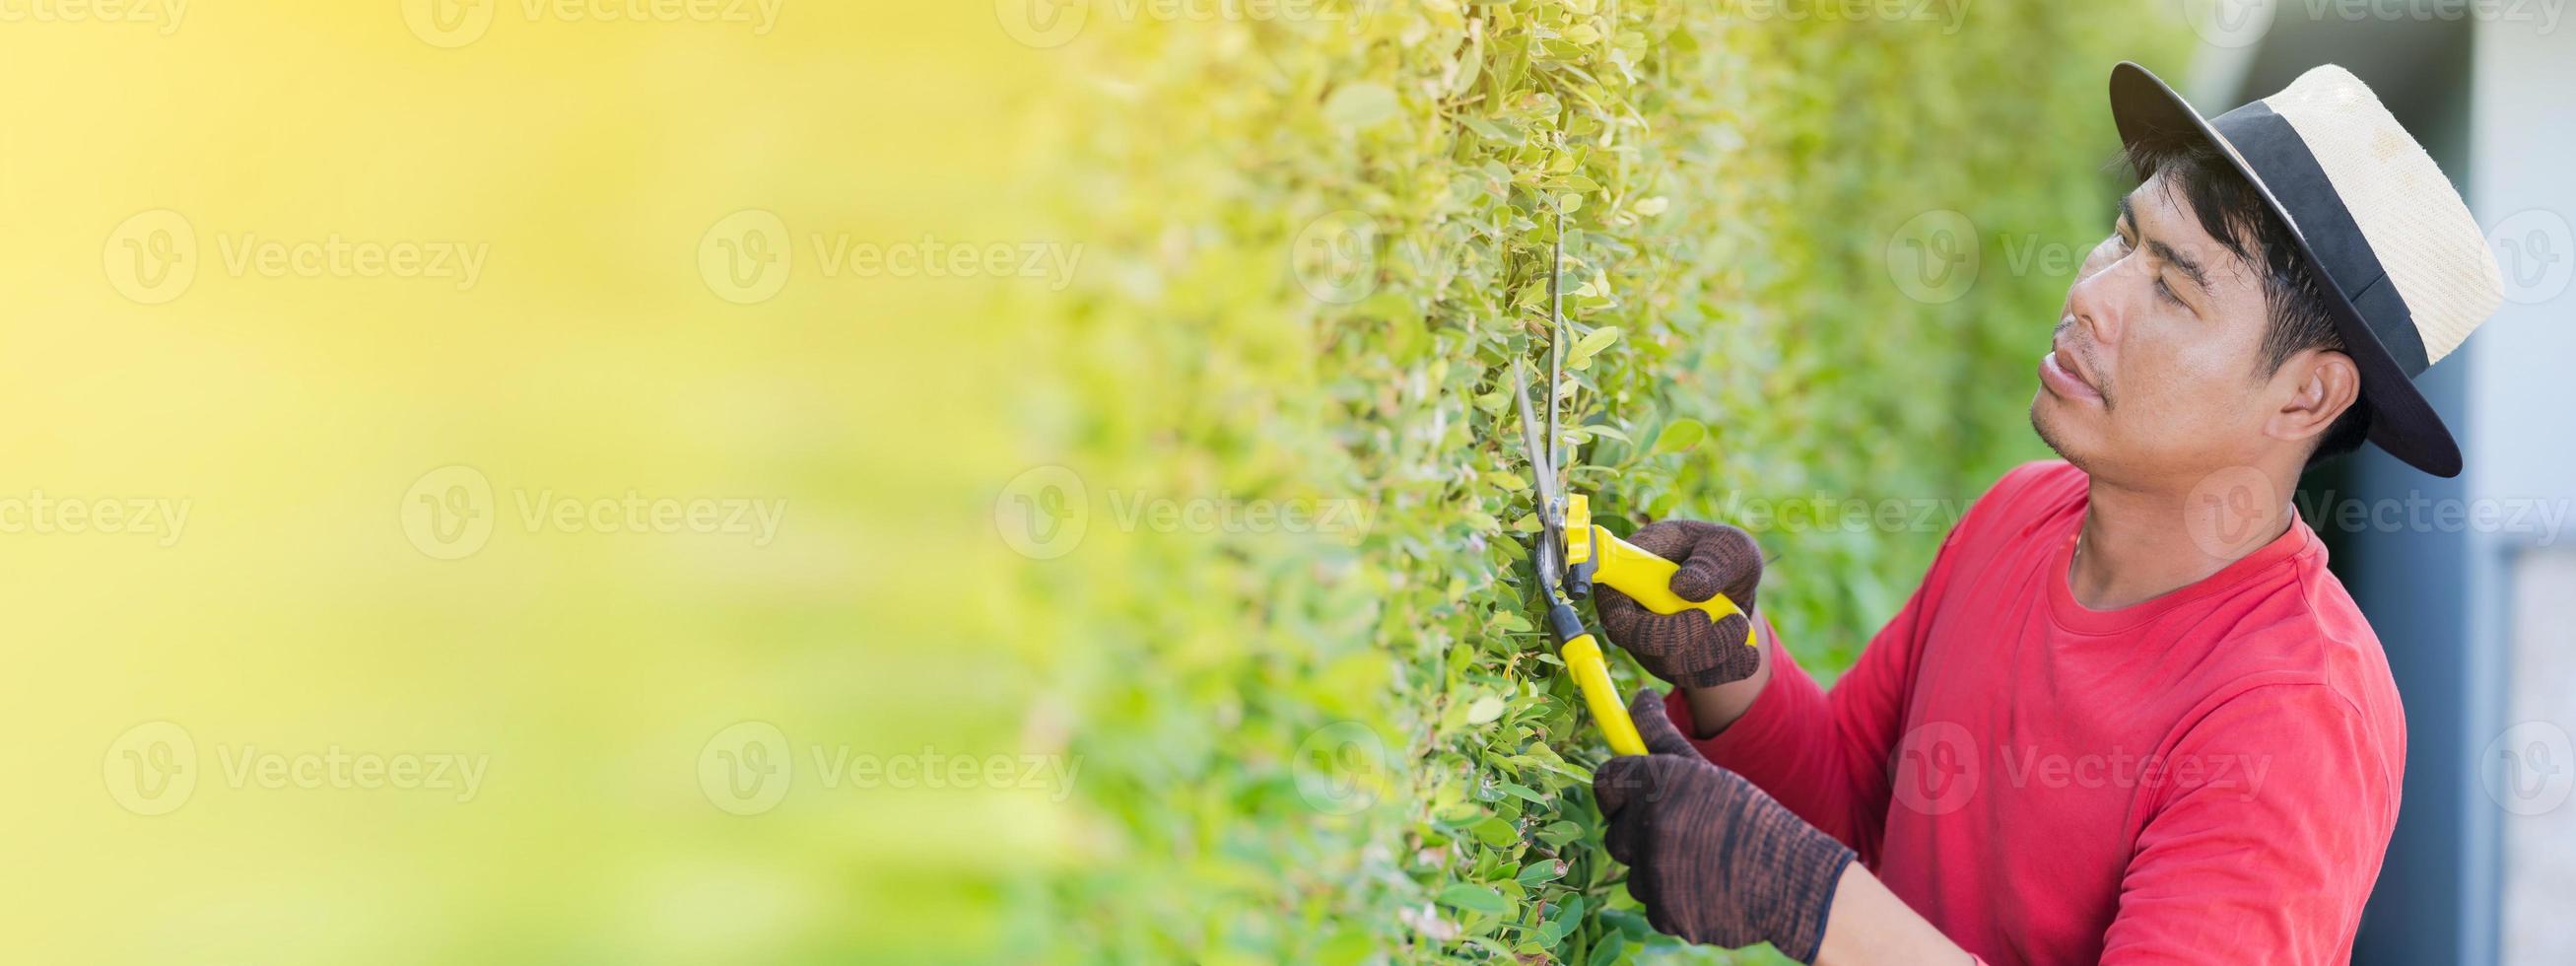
[{"xmin": 1587, "ymin": 62, "xmax": 2504, "ymax": 964}]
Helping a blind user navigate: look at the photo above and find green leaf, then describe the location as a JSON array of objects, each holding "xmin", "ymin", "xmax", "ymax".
[
  {"xmin": 1563, "ymin": 325, "xmax": 1622, "ymax": 370},
  {"xmin": 1649, "ymin": 418, "xmax": 1706, "ymax": 455},
  {"xmin": 1464, "ymin": 695, "xmax": 1506, "ymax": 724},
  {"xmin": 1550, "ymin": 893, "xmax": 1587, "ymax": 932},
  {"xmin": 1437, "ymin": 883, "xmax": 1512, "ymax": 917},
  {"xmin": 1577, "ymin": 424, "xmax": 1631, "ymax": 446},
  {"xmin": 1570, "ymin": 325, "xmax": 1621, "ymax": 359},
  {"xmin": 1460, "ymin": 115, "xmax": 1522, "ymax": 145},
  {"xmin": 1600, "ymin": 907, "xmax": 1652, "ymax": 941},
  {"xmin": 1515, "ymin": 860, "xmax": 1566, "ymax": 885}
]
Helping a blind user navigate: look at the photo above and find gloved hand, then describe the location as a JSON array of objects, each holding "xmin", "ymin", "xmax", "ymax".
[
  {"xmin": 1593, "ymin": 519, "xmax": 1765, "ymax": 687},
  {"xmin": 1593, "ymin": 689, "xmax": 1856, "ymax": 963}
]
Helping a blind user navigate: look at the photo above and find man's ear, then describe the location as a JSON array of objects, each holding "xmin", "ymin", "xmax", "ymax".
[{"xmin": 2267, "ymin": 348, "xmax": 2361, "ymax": 445}]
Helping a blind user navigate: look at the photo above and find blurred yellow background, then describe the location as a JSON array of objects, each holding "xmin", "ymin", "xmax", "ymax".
[{"xmin": 0, "ymin": 3, "xmax": 1051, "ymax": 961}]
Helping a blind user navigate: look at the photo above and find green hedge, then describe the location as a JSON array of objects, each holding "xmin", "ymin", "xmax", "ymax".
[{"xmin": 1009, "ymin": 3, "xmax": 2183, "ymax": 961}]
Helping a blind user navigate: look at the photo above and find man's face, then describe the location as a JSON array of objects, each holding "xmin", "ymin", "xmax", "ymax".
[{"xmin": 2030, "ymin": 170, "xmax": 2281, "ymax": 485}]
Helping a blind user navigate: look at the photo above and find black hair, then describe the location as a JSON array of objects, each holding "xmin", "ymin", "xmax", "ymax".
[{"xmin": 2118, "ymin": 138, "xmax": 2371, "ymax": 468}]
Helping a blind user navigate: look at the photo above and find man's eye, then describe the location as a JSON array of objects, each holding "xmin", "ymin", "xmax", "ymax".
[{"xmin": 2154, "ymin": 277, "xmax": 2183, "ymax": 306}]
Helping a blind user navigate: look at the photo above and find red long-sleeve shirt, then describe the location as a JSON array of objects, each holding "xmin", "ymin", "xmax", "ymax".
[{"xmin": 1664, "ymin": 459, "xmax": 2405, "ymax": 964}]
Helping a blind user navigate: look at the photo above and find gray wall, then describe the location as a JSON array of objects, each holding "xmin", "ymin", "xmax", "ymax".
[{"xmin": 2464, "ymin": 20, "xmax": 2576, "ymax": 966}]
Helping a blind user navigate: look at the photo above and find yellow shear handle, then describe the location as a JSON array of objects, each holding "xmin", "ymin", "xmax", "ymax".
[
  {"xmin": 1587, "ymin": 525, "xmax": 1759, "ymax": 649},
  {"xmin": 1561, "ymin": 633, "xmax": 1648, "ymax": 756}
]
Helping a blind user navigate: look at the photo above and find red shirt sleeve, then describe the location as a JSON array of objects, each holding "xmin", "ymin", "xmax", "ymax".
[
  {"xmin": 2098, "ymin": 683, "xmax": 2401, "ymax": 964},
  {"xmin": 1659, "ymin": 526, "xmax": 1966, "ymax": 862},
  {"xmin": 1663, "ymin": 579, "xmax": 1932, "ymax": 862},
  {"xmin": 1658, "ymin": 461, "xmax": 2045, "ymax": 862}
]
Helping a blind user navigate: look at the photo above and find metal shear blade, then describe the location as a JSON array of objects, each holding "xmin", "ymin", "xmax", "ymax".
[
  {"xmin": 1511, "ymin": 360, "xmax": 1565, "ymax": 594},
  {"xmin": 1514, "ymin": 205, "xmax": 1576, "ymax": 594}
]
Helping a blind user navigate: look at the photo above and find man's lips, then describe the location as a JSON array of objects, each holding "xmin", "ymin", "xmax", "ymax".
[{"xmin": 2039, "ymin": 338, "xmax": 2103, "ymax": 403}]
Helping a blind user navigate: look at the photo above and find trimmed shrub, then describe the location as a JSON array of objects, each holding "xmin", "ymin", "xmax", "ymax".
[{"xmin": 1006, "ymin": 3, "xmax": 2184, "ymax": 962}]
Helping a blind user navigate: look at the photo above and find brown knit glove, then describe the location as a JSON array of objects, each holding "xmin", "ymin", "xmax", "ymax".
[
  {"xmin": 1593, "ymin": 689, "xmax": 1856, "ymax": 963},
  {"xmin": 1593, "ymin": 519, "xmax": 1765, "ymax": 687}
]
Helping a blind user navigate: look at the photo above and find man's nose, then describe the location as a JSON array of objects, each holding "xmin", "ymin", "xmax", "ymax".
[{"xmin": 2064, "ymin": 264, "xmax": 2127, "ymax": 346}]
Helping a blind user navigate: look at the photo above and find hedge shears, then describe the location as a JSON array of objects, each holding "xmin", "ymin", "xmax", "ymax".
[{"xmin": 1512, "ymin": 211, "xmax": 1756, "ymax": 757}]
